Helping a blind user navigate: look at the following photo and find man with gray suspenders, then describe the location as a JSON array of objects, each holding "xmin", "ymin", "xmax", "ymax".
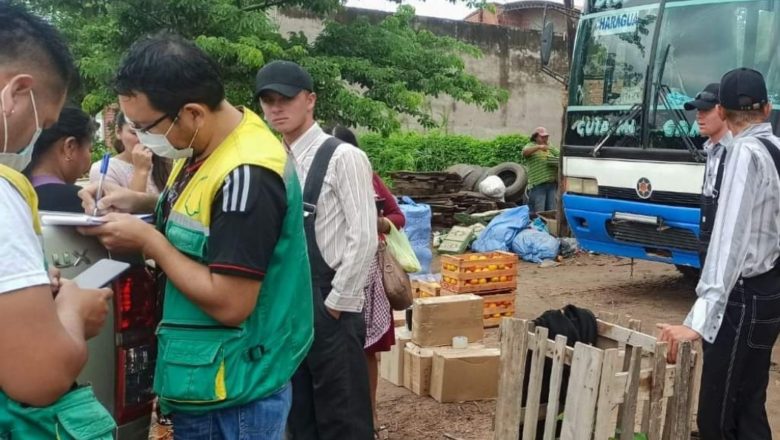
[
  {"xmin": 255, "ymin": 60, "xmax": 378, "ymax": 439},
  {"xmin": 659, "ymin": 68, "xmax": 780, "ymax": 439}
]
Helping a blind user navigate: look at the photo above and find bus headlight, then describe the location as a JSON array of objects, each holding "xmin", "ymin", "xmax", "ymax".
[{"xmin": 565, "ymin": 177, "xmax": 599, "ymax": 195}]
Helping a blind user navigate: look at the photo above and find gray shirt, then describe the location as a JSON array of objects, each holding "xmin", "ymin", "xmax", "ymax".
[{"xmin": 685, "ymin": 123, "xmax": 780, "ymax": 342}]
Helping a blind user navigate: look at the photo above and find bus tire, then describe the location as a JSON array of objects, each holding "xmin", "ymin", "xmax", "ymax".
[
  {"xmin": 675, "ymin": 265, "xmax": 700, "ymax": 282},
  {"xmin": 488, "ymin": 162, "xmax": 528, "ymax": 201}
]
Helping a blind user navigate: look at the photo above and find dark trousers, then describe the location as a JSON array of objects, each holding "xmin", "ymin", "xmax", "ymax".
[
  {"xmin": 697, "ymin": 277, "xmax": 780, "ymax": 439},
  {"xmin": 287, "ymin": 282, "xmax": 374, "ymax": 440}
]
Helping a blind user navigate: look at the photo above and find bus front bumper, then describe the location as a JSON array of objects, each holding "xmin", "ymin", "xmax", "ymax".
[{"xmin": 563, "ymin": 193, "xmax": 701, "ymax": 268}]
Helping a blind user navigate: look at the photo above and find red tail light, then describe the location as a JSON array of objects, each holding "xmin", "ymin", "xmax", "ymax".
[{"xmin": 113, "ymin": 266, "xmax": 159, "ymax": 425}]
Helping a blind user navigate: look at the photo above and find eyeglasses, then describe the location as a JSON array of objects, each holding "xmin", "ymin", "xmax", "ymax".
[
  {"xmin": 695, "ymin": 91, "xmax": 718, "ymax": 102},
  {"xmin": 128, "ymin": 113, "xmax": 172, "ymax": 134}
]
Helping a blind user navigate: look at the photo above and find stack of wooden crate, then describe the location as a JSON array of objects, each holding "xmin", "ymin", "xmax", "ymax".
[{"xmin": 440, "ymin": 251, "xmax": 518, "ymax": 328}]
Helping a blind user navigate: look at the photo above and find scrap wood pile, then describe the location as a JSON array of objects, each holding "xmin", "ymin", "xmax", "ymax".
[{"xmin": 390, "ymin": 171, "xmax": 513, "ymax": 229}]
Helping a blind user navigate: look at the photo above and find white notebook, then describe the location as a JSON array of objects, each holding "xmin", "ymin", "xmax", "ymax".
[{"xmin": 40, "ymin": 211, "xmax": 154, "ymax": 226}]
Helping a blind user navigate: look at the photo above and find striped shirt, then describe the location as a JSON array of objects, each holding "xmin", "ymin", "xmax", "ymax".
[
  {"xmin": 701, "ymin": 134, "xmax": 731, "ymax": 197},
  {"xmin": 289, "ymin": 123, "xmax": 378, "ymax": 313},
  {"xmin": 522, "ymin": 143, "xmax": 559, "ymax": 188},
  {"xmin": 685, "ymin": 123, "xmax": 780, "ymax": 342}
]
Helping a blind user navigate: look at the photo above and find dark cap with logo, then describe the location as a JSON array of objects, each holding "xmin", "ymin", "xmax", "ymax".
[
  {"xmin": 684, "ymin": 83, "xmax": 719, "ymax": 111},
  {"xmin": 254, "ymin": 60, "xmax": 314, "ymax": 100},
  {"xmin": 719, "ymin": 67, "xmax": 768, "ymax": 111}
]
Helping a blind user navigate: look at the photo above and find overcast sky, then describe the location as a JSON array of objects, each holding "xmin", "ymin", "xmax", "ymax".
[{"xmin": 345, "ymin": 0, "xmax": 584, "ymax": 20}]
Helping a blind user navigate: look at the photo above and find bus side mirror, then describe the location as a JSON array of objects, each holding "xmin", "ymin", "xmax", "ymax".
[{"xmin": 541, "ymin": 21, "xmax": 554, "ymax": 67}]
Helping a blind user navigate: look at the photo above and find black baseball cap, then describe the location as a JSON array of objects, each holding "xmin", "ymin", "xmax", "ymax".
[
  {"xmin": 719, "ymin": 67, "xmax": 768, "ymax": 111},
  {"xmin": 684, "ymin": 83, "xmax": 719, "ymax": 111},
  {"xmin": 254, "ymin": 60, "xmax": 314, "ymax": 100}
]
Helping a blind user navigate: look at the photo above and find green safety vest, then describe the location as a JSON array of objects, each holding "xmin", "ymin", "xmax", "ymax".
[{"xmin": 153, "ymin": 109, "xmax": 314, "ymax": 414}]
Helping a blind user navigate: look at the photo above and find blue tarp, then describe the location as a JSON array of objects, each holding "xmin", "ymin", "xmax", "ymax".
[
  {"xmin": 399, "ymin": 196, "xmax": 433, "ymax": 274},
  {"xmin": 511, "ymin": 228, "xmax": 560, "ymax": 263},
  {"xmin": 471, "ymin": 206, "xmax": 530, "ymax": 253}
]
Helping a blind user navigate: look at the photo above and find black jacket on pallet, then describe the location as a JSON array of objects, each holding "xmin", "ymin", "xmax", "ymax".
[{"xmin": 519, "ymin": 305, "xmax": 597, "ymax": 440}]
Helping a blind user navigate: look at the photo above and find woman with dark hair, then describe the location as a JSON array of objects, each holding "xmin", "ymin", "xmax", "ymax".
[
  {"xmin": 327, "ymin": 125, "xmax": 405, "ymax": 437},
  {"xmin": 88, "ymin": 112, "xmax": 171, "ymax": 195},
  {"xmin": 23, "ymin": 106, "xmax": 98, "ymax": 212}
]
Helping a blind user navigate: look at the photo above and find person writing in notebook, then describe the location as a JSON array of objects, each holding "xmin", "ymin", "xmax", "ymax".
[
  {"xmin": 0, "ymin": 3, "xmax": 112, "ymax": 435},
  {"xmin": 80, "ymin": 33, "xmax": 313, "ymax": 438}
]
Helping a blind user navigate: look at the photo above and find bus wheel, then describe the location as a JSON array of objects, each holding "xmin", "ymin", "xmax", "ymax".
[{"xmin": 675, "ymin": 265, "xmax": 700, "ymax": 281}]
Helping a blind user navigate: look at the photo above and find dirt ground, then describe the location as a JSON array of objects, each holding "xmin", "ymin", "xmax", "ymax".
[{"xmin": 376, "ymin": 253, "xmax": 780, "ymax": 439}]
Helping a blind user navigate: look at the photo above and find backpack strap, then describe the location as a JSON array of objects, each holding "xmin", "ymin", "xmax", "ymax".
[
  {"xmin": 756, "ymin": 137, "xmax": 780, "ymax": 178},
  {"xmin": 303, "ymin": 136, "xmax": 342, "ymax": 211}
]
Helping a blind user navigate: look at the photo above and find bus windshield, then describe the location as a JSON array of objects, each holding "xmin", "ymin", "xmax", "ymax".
[{"xmin": 568, "ymin": 0, "xmax": 780, "ymax": 150}]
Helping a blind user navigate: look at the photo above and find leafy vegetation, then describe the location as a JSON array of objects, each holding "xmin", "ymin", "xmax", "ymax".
[
  {"xmin": 22, "ymin": 0, "xmax": 506, "ymax": 134},
  {"xmin": 359, "ymin": 131, "xmax": 529, "ymax": 178}
]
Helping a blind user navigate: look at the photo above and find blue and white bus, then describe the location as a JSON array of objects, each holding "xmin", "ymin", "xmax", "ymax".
[{"xmin": 557, "ymin": 0, "xmax": 780, "ymax": 273}]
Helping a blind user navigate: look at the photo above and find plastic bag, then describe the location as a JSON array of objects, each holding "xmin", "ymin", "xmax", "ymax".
[
  {"xmin": 478, "ymin": 175, "xmax": 506, "ymax": 200},
  {"xmin": 471, "ymin": 206, "xmax": 530, "ymax": 252},
  {"xmin": 386, "ymin": 223, "xmax": 422, "ymax": 273},
  {"xmin": 399, "ymin": 196, "xmax": 433, "ymax": 274},
  {"xmin": 511, "ymin": 228, "xmax": 560, "ymax": 263}
]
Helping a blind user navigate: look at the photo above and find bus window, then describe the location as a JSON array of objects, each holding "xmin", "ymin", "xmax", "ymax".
[
  {"xmin": 571, "ymin": 7, "xmax": 659, "ymax": 107},
  {"xmin": 648, "ymin": 0, "xmax": 780, "ymax": 150}
]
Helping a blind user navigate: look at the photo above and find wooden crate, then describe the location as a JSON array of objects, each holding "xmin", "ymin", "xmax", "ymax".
[
  {"xmin": 494, "ymin": 316, "xmax": 700, "ymax": 440},
  {"xmin": 441, "ymin": 251, "xmax": 518, "ymax": 293},
  {"xmin": 418, "ymin": 280, "xmax": 441, "ymax": 298},
  {"xmin": 482, "ymin": 293, "xmax": 515, "ymax": 328}
]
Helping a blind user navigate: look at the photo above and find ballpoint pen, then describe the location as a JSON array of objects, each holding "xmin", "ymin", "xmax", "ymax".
[{"xmin": 93, "ymin": 152, "xmax": 111, "ymax": 217}]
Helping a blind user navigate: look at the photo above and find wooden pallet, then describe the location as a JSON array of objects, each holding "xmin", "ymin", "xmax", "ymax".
[
  {"xmin": 494, "ymin": 316, "xmax": 700, "ymax": 440},
  {"xmin": 390, "ymin": 172, "xmax": 463, "ymax": 196},
  {"xmin": 441, "ymin": 251, "xmax": 518, "ymax": 293}
]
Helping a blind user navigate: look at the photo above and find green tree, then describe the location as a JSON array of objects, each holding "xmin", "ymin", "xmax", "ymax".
[{"xmin": 23, "ymin": 0, "xmax": 506, "ymax": 134}]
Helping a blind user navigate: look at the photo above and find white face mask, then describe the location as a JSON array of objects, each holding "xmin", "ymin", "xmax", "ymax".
[
  {"xmin": 135, "ymin": 116, "xmax": 194, "ymax": 160},
  {"xmin": 0, "ymin": 88, "xmax": 42, "ymax": 171}
]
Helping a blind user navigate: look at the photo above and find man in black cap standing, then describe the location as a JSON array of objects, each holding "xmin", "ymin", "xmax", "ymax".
[
  {"xmin": 683, "ymin": 82, "xmax": 730, "ymax": 263},
  {"xmin": 255, "ymin": 60, "xmax": 377, "ymax": 439},
  {"xmin": 659, "ymin": 68, "xmax": 780, "ymax": 439}
]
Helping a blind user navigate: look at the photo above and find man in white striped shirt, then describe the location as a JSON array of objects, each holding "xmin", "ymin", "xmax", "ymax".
[
  {"xmin": 659, "ymin": 68, "xmax": 780, "ymax": 439},
  {"xmin": 256, "ymin": 60, "xmax": 378, "ymax": 439}
]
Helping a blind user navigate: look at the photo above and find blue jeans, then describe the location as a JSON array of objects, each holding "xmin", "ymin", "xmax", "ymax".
[
  {"xmin": 171, "ymin": 383, "xmax": 292, "ymax": 440},
  {"xmin": 528, "ymin": 181, "xmax": 558, "ymax": 214}
]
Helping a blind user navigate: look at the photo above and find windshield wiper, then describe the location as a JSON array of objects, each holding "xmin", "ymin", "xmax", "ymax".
[
  {"xmin": 657, "ymin": 84, "xmax": 705, "ymax": 162},
  {"xmin": 592, "ymin": 103, "xmax": 643, "ymax": 157}
]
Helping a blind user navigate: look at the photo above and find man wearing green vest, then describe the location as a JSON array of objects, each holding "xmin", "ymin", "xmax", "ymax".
[
  {"xmin": 0, "ymin": 4, "xmax": 116, "ymax": 438},
  {"xmin": 80, "ymin": 34, "xmax": 314, "ymax": 439}
]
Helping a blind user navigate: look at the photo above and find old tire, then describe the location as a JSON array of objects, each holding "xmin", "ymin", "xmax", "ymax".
[
  {"xmin": 488, "ymin": 162, "xmax": 528, "ymax": 201},
  {"xmin": 446, "ymin": 164, "xmax": 481, "ymax": 191},
  {"xmin": 464, "ymin": 166, "xmax": 490, "ymax": 191}
]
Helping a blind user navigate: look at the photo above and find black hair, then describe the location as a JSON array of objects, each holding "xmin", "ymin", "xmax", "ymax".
[
  {"xmin": 23, "ymin": 105, "xmax": 96, "ymax": 177},
  {"xmin": 150, "ymin": 155, "xmax": 172, "ymax": 193},
  {"xmin": 113, "ymin": 111, "xmax": 128, "ymax": 154},
  {"xmin": 114, "ymin": 33, "xmax": 224, "ymax": 116},
  {"xmin": 327, "ymin": 125, "xmax": 359, "ymax": 148},
  {"xmin": 113, "ymin": 111, "xmax": 172, "ymax": 192},
  {"xmin": 0, "ymin": 3, "xmax": 77, "ymax": 90}
]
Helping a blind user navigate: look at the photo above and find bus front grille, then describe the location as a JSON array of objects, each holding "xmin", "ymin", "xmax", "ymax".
[
  {"xmin": 606, "ymin": 221, "xmax": 699, "ymax": 251},
  {"xmin": 599, "ymin": 186, "xmax": 700, "ymax": 207}
]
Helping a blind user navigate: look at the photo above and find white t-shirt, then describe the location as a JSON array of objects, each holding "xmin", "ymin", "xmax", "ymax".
[
  {"xmin": 0, "ymin": 179, "xmax": 49, "ymax": 294},
  {"xmin": 89, "ymin": 158, "xmax": 160, "ymax": 196}
]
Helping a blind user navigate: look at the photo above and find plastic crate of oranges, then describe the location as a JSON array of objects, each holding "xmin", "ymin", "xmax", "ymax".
[
  {"xmin": 440, "ymin": 251, "xmax": 518, "ymax": 293},
  {"xmin": 482, "ymin": 293, "xmax": 515, "ymax": 328}
]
